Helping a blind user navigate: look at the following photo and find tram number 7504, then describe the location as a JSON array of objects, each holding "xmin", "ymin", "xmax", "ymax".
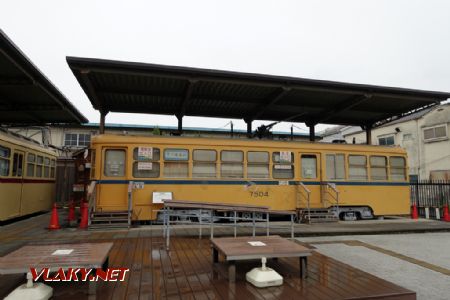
[{"xmin": 249, "ymin": 191, "xmax": 269, "ymax": 197}]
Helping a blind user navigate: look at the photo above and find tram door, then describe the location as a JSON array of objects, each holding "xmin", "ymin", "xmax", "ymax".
[
  {"xmin": 98, "ymin": 148, "xmax": 128, "ymax": 211},
  {"xmin": 10, "ymin": 150, "xmax": 24, "ymax": 217},
  {"xmin": 298, "ymin": 153, "xmax": 322, "ymax": 208}
]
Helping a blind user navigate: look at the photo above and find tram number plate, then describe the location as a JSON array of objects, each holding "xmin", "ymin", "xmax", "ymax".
[{"xmin": 250, "ymin": 191, "xmax": 269, "ymax": 197}]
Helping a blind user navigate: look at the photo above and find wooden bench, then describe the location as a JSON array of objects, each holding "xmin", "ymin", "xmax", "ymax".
[{"xmin": 211, "ymin": 235, "xmax": 311, "ymax": 282}]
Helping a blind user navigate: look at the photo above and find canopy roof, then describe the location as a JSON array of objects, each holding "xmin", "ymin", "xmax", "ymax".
[
  {"xmin": 67, "ymin": 56, "xmax": 450, "ymax": 127},
  {"xmin": 0, "ymin": 30, "xmax": 87, "ymax": 124}
]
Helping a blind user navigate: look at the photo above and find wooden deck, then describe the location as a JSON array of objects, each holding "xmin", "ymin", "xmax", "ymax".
[{"xmin": 0, "ymin": 213, "xmax": 416, "ymax": 299}]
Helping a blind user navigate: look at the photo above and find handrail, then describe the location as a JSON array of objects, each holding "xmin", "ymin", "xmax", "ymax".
[
  {"xmin": 323, "ymin": 182, "xmax": 340, "ymax": 216},
  {"xmin": 296, "ymin": 182, "xmax": 311, "ymax": 222},
  {"xmin": 127, "ymin": 181, "xmax": 133, "ymax": 228}
]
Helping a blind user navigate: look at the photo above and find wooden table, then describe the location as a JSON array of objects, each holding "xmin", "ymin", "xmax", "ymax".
[
  {"xmin": 0, "ymin": 242, "xmax": 113, "ymax": 298},
  {"xmin": 211, "ymin": 236, "xmax": 311, "ymax": 282}
]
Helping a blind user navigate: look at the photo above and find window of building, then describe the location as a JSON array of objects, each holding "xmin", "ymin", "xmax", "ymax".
[
  {"xmin": 26, "ymin": 153, "xmax": 35, "ymax": 177},
  {"xmin": 221, "ymin": 150, "xmax": 244, "ymax": 178},
  {"xmin": 378, "ymin": 135, "xmax": 395, "ymax": 145},
  {"xmin": 132, "ymin": 147, "xmax": 160, "ymax": 178},
  {"xmin": 64, "ymin": 133, "xmax": 91, "ymax": 147},
  {"xmin": 423, "ymin": 124, "xmax": 447, "ymax": 142},
  {"xmin": 247, "ymin": 151, "xmax": 269, "ymax": 179},
  {"xmin": 390, "ymin": 156, "xmax": 407, "ymax": 181},
  {"xmin": 164, "ymin": 148, "xmax": 189, "ymax": 178},
  {"xmin": 326, "ymin": 154, "xmax": 345, "ymax": 180},
  {"xmin": 370, "ymin": 156, "xmax": 387, "ymax": 180},
  {"xmin": 272, "ymin": 151, "xmax": 294, "ymax": 179},
  {"xmin": 0, "ymin": 146, "xmax": 10, "ymax": 176},
  {"xmin": 104, "ymin": 149, "xmax": 126, "ymax": 177},
  {"xmin": 301, "ymin": 155, "xmax": 317, "ymax": 179},
  {"xmin": 193, "ymin": 149, "xmax": 217, "ymax": 178},
  {"xmin": 402, "ymin": 133, "xmax": 413, "ymax": 141},
  {"xmin": 36, "ymin": 155, "xmax": 43, "ymax": 177},
  {"xmin": 348, "ymin": 155, "xmax": 367, "ymax": 180}
]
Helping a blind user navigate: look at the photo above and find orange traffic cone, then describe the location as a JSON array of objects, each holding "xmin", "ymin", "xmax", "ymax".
[
  {"xmin": 68, "ymin": 200, "xmax": 76, "ymax": 225},
  {"xmin": 411, "ymin": 203, "xmax": 418, "ymax": 220},
  {"xmin": 443, "ymin": 204, "xmax": 450, "ymax": 222},
  {"xmin": 79, "ymin": 201, "xmax": 89, "ymax": 229},
  {"xmin": 48, "ymin": 203, "xmax": 61, "ymax": 230}
]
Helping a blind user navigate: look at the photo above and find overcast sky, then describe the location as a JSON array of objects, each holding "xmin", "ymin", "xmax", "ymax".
[{"xmin": 1, "ymin": 0, "xmax": 450, "ymax": 133}]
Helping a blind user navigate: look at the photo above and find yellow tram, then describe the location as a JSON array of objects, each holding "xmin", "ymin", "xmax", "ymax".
[
  {"xmin": 0, "ymin": 130, "xmax": 56, "ymax": 221},
  {"xmin": 90, "ymin": 134, "xmax": 410, "ymax": 221}
]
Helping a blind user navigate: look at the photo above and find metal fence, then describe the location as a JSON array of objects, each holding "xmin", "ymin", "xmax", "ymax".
[{"xmin": 410, "ymin": 180, "xmax": 450, "ymax": 219}]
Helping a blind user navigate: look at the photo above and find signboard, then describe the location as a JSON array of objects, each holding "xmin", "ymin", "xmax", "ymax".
[
  {"xmin": 279, "ymin": 151, "xmax": 292, "ymax": 163},
  {"xmin": 138, "ymin": 147, "xmax": 153, "ymax": 160},
  {"xmin": 72, "ymin": 184, "xmax": 85, "ymax": 192},
  {"xmin": 152, "ymin": 192, "xmax": 173, "ymax": 204},
  {"xmin": 274, "ymin": 164, "xmax": 292, "ymax": 169},
  {"xmin": 137, "ymin": 162, "xmax": 153, "ymax": 170},
  {"xmin": 164, "ymin": 149, "xmax": 188, "ymax": 161}
]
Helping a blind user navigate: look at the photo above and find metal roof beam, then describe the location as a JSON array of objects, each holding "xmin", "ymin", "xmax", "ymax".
[
  {"xmin": 0, "ymin": 104, "xmax": 62, "ymax": 112},
  {"xmin": 0, "ymin": 76, "xmax": 33, "ymax": 86},
  {"xmin": 79, "ymin": 70, "xmax": 104, "ymax": 112},
  {"xmin": 250, "ymin": 87, "xmax": 291, "ymax": 121},
  {"xmin": 313, "ymin": 94, "xmax": 372, "ymax": 124}
]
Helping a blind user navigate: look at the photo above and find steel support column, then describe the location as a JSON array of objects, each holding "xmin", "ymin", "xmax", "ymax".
[
  {"xmin": 99, "ymin": 111, "xmax": 108, "ymax": 134},
  {"xmin": 246, "ymin": 120, "xmax": 252, "ymax": 138},
  {"xmin": 308, "ymin": 124, "xmax": 316, "ymax": 142},
  {"xmin": 177, "ymin": 115, "xmax": 183, "ymax": 134}
]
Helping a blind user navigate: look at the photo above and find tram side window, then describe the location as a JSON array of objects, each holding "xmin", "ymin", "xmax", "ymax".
[
  {"xmin": 326, "ymin": 154, "xmax": 345, "ymax": 180},
  {"xmin": 348, "ymin": 155, "xmax": 368, "ymax": 180},
  {"xmin": 370, "ymin": 156, "xmax": 387, "ymax": 180},
  {"xmin": 132, "ymin": 147, "xmax": 160, "ymax": 178},
  {"xmin": 50, "ymin": 159, "xmax": 56, "ymax": 178},
  {"xmin": 0, "ymin": 146, "xmax": 10, "ymax": 176},
  {"xmin": 272, "ymin": 151, "xmax": 294, "ymax": 179},
  {"xmin": 43, "ymin": 157, "xmax": 50, "ymax": 178},
  {"xmin": 27, "ymin": 153, "xmax": 36, "ymax": 177},
  {"xmin": 104, "ymin": 150, "xmax": 126, "ymax": 177},
  {"xmin": 247, "ymin": 151, "xmax": 269, "ymax": 179},
  {"xmin": 36, "ymin": 156, "xmax": 43, "ymax": 177},
  {"xmin": 390, "ymin": 156, "xmax": 407, "ymax": 181},
  {"xmin": 193, "ymin": 149, "xmax": 217, "ymax": 178},
  {"xmin": 164, "ymin": 148, "xmax": 189, "ymax": 178},
  {"xmin": 12, "ymin": 153, "xmax": 23, "ymax": 177},
  {"xmin": 301, "ymin": 155, "xmax": 317, "ymax": 179},
  {"xmin": 221, "ymin": 150, "xmax": 244, "ymax": 178}
]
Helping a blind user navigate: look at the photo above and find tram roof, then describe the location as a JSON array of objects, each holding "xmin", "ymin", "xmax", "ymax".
[
  {"xmin": 0, "ymin": 30, "xmax": 88, "ymax": 124},
  {"xmin": 91, "ymin": 134, "xmax": 407, "ymax": 154},
  {"xmin": 67, "ymin": 56, "xmax": 450, "ymax": 127}
]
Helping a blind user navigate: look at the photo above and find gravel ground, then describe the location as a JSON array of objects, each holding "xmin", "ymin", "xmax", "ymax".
[{"xmin": 298, "ymin": 233, "xmax": 450, "ymax": 300}]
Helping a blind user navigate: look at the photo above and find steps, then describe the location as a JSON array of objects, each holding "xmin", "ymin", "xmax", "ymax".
[
  {"xmin": 90, "ymin": 211, "xmax": 130, "ymax": 229},
  {"xmin": 298, "ymin": 208, "xmax": 339, "ymax": 224}
]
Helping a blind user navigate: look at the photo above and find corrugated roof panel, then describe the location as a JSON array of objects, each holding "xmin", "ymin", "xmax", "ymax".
[
  {"xmin": 66, "ymin": 56, "xmax": 450, "ymax": 127},
  {"xmin": 0, "ymin": 30, "xmax": 88, "ymax": 124}
]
